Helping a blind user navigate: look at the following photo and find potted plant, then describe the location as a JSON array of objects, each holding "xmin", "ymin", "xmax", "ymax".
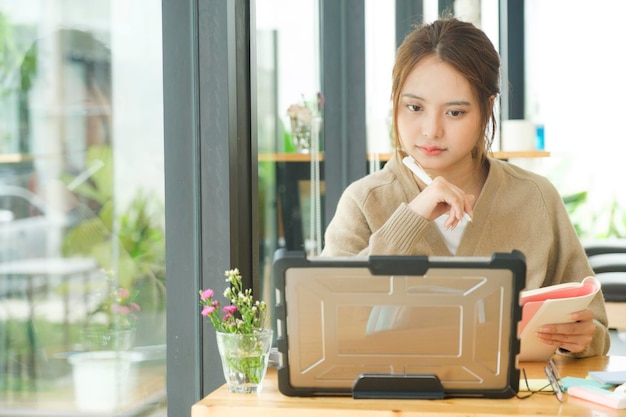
[
  {"xmin": 82, "ymin": 286, "xmax": 140, "ymax": 351},
  {"xmin": 59, "ymin": 145, "xmax": 165, "ymax": 409},
  {"xmin": 68, "ymin": 286, "xmax": 142, "ymax": 412},
  {"xmin": 61, "ymin": 145, "xmax": 166, "ymax": 344},
  {"xmin": 199, "ymin": 269, "xmax": 271, "ymax": 394}
]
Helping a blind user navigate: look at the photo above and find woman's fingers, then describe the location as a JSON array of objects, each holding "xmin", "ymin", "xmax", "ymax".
[
  {"xmin": 536, "ymin": 309, "xmax": 596, "ymax": 353},
  {"xmin": 409, "ymin": 176, "xmax": 474, "ymax": 225}
]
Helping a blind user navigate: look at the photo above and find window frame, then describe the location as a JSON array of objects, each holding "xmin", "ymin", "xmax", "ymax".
[{"xmin": 163, "ymin": 0, "xmax": 255, "ymax": 415}]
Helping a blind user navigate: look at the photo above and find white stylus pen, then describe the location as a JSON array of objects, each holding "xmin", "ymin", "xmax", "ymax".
[{"xmin": 402, "ymin": 156, "xmax": 473, "ymax": 222}]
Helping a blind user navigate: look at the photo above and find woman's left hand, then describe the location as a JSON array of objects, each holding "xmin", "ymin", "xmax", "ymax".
[{"xmin": 536, "ymin": 308, "xmax": 596, "ymax": 353}]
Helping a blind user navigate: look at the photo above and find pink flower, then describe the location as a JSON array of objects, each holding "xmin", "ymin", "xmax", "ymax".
[
  {"xmin": 201, "ymin": 305, "xmax": 216, "ymax": 316},
  {"xmin": 200, "ymin": 289, "xmax": 214, "ymax": 300},
  {"xmin": 115, "ymin": 305, "xmax": 130, "ymax": 314},
  {"xmin": 130, "ymin": 302, "xmax": 141, "ymax": 312},
  {"xmin": 199, "ymin": 268, "xmax": 268, "ymax": 334},
  {"xmin": 317, "ymin": 92, "xmax": 325, "ymax": 111},
  {"xmin": 117, "ymin": 288, "xmax": 130, "ymax": 298},
  {"xmin": 223, "ymin": 305, "xmax": 237, "ymax": 314}
]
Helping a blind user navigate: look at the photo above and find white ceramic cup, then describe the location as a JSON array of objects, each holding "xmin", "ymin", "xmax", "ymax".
[{"xmin": 501, "ymin": 119, "xmax": 536, "ymax": 151}]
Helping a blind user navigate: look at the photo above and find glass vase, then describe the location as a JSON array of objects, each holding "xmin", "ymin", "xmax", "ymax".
[
  {"xmin": 290, "ymin": 119, "xmax": 312, "ymax": 153},
  {"xmin": 81, "ymin": 326, "xmax": 136, "ymax": 351},
  {"xmin": 215, "ymin": 329, "xmax": 273, "ymax": 394}
]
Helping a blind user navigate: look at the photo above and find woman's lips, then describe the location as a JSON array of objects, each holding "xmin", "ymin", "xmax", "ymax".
[{"xmin": 419, "ymin": 145, "xmax": 444, "ymax": 156}]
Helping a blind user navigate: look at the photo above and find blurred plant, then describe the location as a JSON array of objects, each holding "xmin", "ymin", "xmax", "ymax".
[
  {"xmin": 61, "ymin": 145, "xmax": 166, "ymax": 311},
  {"xmin": 88, "ymin": 286, "xmax": 141, "ymax": 330},
  {"xmin": 0, "ymin": 13, "xmax": 37, "ymax": 153},
  {"xmin": 562, "ymin": 191, "xmax": 588, "ymax": 237},
  {"xmin": 0, "ymin": 13, "xmax": 36, "ymax": 95},
  {"xmin": 561, "ymin": 191, "xmax": 626, "ymax": 239},
  {"xmin": 590, "ymin": 199, "xmax": 626, "ymax": 239}
]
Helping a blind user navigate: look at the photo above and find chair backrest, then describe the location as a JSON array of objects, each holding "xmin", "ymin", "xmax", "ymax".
[
  {"xmin": 583, "ymin": 239, "xmax": 626, "ymax": 257},
  {"xmin": 587, "ymin": 253, "xmax": 626, "ymax": 274},
  {"xmin": 583, "ymin": 239, "xmax": 626, "ymax": 304}
]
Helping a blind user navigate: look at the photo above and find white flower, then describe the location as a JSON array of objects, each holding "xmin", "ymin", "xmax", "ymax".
[{"xmin": 287, "ymin": 104, "xmax": 312, "ymax": 125}]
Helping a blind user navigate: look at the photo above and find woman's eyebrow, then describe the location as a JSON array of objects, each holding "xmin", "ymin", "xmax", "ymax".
[
  {"xmin": 401, "ymin": 93, "xmax": 423, "ymax": 100},
  {"xmin": 401, "ymin": 93, "xmax": 472, "ymax": 107},
  {"xmin": 447, "ymin": 100, "xmax": 471, "ymax": 106}
]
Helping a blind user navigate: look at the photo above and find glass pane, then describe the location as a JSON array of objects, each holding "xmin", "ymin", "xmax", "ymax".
[
  {"xmin": 0, "ymin": 1, "xmax": 166, "ymax": 415},
  {"xmin": 255, "ymin": 0, "xmax": 321, "ymax": 331},
  {"xmin": 365, "ymin": 0, "xmax": 395, "ymax": 164},
  {"xmin": 524, "ymin": 0, "xmax": 626, "ymax": 239}
]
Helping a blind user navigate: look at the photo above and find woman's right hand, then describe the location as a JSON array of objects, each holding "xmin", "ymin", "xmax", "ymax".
[{"xmin": 407, "ymin": 176, "xmax": 475, "ymax": 229}]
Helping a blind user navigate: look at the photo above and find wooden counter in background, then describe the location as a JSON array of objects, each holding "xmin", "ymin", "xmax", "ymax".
[
  {"xmin": 0, "ymin": 153, "xmax": 35, "ymax": 163},
  {"xmin": 3, "ymin": 151, "xmax": 549, "ymax": 165},
  {"xmin": 258, "ymin": 151, "xmax": 550, "ymax": 162}
]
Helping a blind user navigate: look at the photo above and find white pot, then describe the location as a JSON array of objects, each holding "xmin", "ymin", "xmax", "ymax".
[{"xmin": 68, "ymin": 351, "xmax": 141, "ymax": 412}]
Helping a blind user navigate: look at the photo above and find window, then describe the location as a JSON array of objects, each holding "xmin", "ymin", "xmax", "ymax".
[
  {"xmin": 0, "ymin": 2, "xmax": 165, "ymax": 414},
  {"xmin": 523, "ymin": 0, "xmax": 626, "ymax": 238}
]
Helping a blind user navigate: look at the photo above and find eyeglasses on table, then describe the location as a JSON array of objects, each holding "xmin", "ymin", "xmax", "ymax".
[{"xmin": 517, "ymin": 358, "xmax": 564, "ymax": 402}]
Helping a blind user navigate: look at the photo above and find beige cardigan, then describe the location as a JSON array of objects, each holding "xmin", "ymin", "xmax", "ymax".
[{"xmin": 322, "ymin": 154, "xmax": 610, "ymax": 358}]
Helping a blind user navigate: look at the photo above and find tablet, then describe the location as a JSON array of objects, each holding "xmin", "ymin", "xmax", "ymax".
[{"xmin": 273, "ymin": 250, "xmax": 525, "ymax": 399}]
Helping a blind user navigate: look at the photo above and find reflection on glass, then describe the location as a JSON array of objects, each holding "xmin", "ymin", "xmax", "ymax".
[
  {"xmin": 282, "ymin": 268, "xmax": 514, "ymax": 391},
  {"xmin": 255, "ymin": 0, "xmax": 320, "ymax": 338},
  {"xmin": 0, "ymin": 2, "xmax": 165, "ymax": 414},
  {"xmin": 365, "ymin": 0, "xmax": 395, "ymax": 157}
]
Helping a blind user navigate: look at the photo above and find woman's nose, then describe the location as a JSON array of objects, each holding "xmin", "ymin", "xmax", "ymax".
[{"xmin": 421, "ymin": 113, "xmax": 443, "ymax": 139}]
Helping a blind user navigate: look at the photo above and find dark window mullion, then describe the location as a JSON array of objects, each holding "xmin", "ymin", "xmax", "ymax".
[
  {"xmin": 396, "ymin": 0, "xmax": 424, "ymax": 48},
  {"xmin": 163, "ymin": 1, "xmax": 254, "ymax": 416},
  {"xmin": 500, "ymin": 0, "xmax": 525, "ymax": 120},
  {"xmin": 320, "ymin": 0, "xmax": 367, "ymax": 232}
]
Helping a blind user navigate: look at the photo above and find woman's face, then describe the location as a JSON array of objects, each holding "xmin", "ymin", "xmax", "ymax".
[{"xmin": 397, "ymin": 55, "xmax": 483, "ymax": 173}]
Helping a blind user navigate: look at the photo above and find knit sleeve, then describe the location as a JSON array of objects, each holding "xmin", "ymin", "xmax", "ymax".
[
  {"xmin": 320, "ymin": 190, "xmax": 371, "ymax": 256},
  {"xmin": 367, "ymin": 203, "xmax": 431, "ymax": 255},
  {"xmin": 321, "ymin": 192, "xmax": 431, "ymax": 257}
]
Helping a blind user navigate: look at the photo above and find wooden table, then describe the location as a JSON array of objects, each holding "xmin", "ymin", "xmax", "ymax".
[
  {"xmin": 192, "ymin": 355, "xmax": 626, "ymax": 417},
  {"xmin": 0, "ymin": 257, "xmax": 100, "ymax": 345},
  {"xmin": 0, "ymin": 257, "xmax": 100, "ymax": 383}
]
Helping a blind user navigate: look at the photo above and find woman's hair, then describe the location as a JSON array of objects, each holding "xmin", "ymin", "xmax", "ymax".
[{"xmin": 391, "ymin": 17, "xmax": 501, "ymax": 162}]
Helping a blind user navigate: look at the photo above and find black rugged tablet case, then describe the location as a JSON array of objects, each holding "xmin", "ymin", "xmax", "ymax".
[{"xmin": 273, "ymin": 250, "xmax": 525, "ymax": 399}]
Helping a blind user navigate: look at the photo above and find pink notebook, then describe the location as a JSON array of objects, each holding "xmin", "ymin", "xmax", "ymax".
[{"xmin": 519, "ymin": 276, "xmax": 601, "ymax": 362}]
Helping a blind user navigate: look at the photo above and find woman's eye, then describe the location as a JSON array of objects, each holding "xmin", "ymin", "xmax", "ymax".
[
  {"xmin": 407, "ymin": 104, "xmax": 421, "ymax": 112},
  {"xmin": 448, "ymin": 110, "xmax": 465, "ymax": 117}
]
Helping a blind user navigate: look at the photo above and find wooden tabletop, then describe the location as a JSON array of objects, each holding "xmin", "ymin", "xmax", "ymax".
[{"xmin": 192, "ymin": 355, "xmax": 626, "ymax": 417}]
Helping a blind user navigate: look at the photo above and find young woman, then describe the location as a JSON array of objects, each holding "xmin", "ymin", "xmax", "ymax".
[{"xmin": 321, "ymin": 17, "xmax": 609, "ymax": 358}]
